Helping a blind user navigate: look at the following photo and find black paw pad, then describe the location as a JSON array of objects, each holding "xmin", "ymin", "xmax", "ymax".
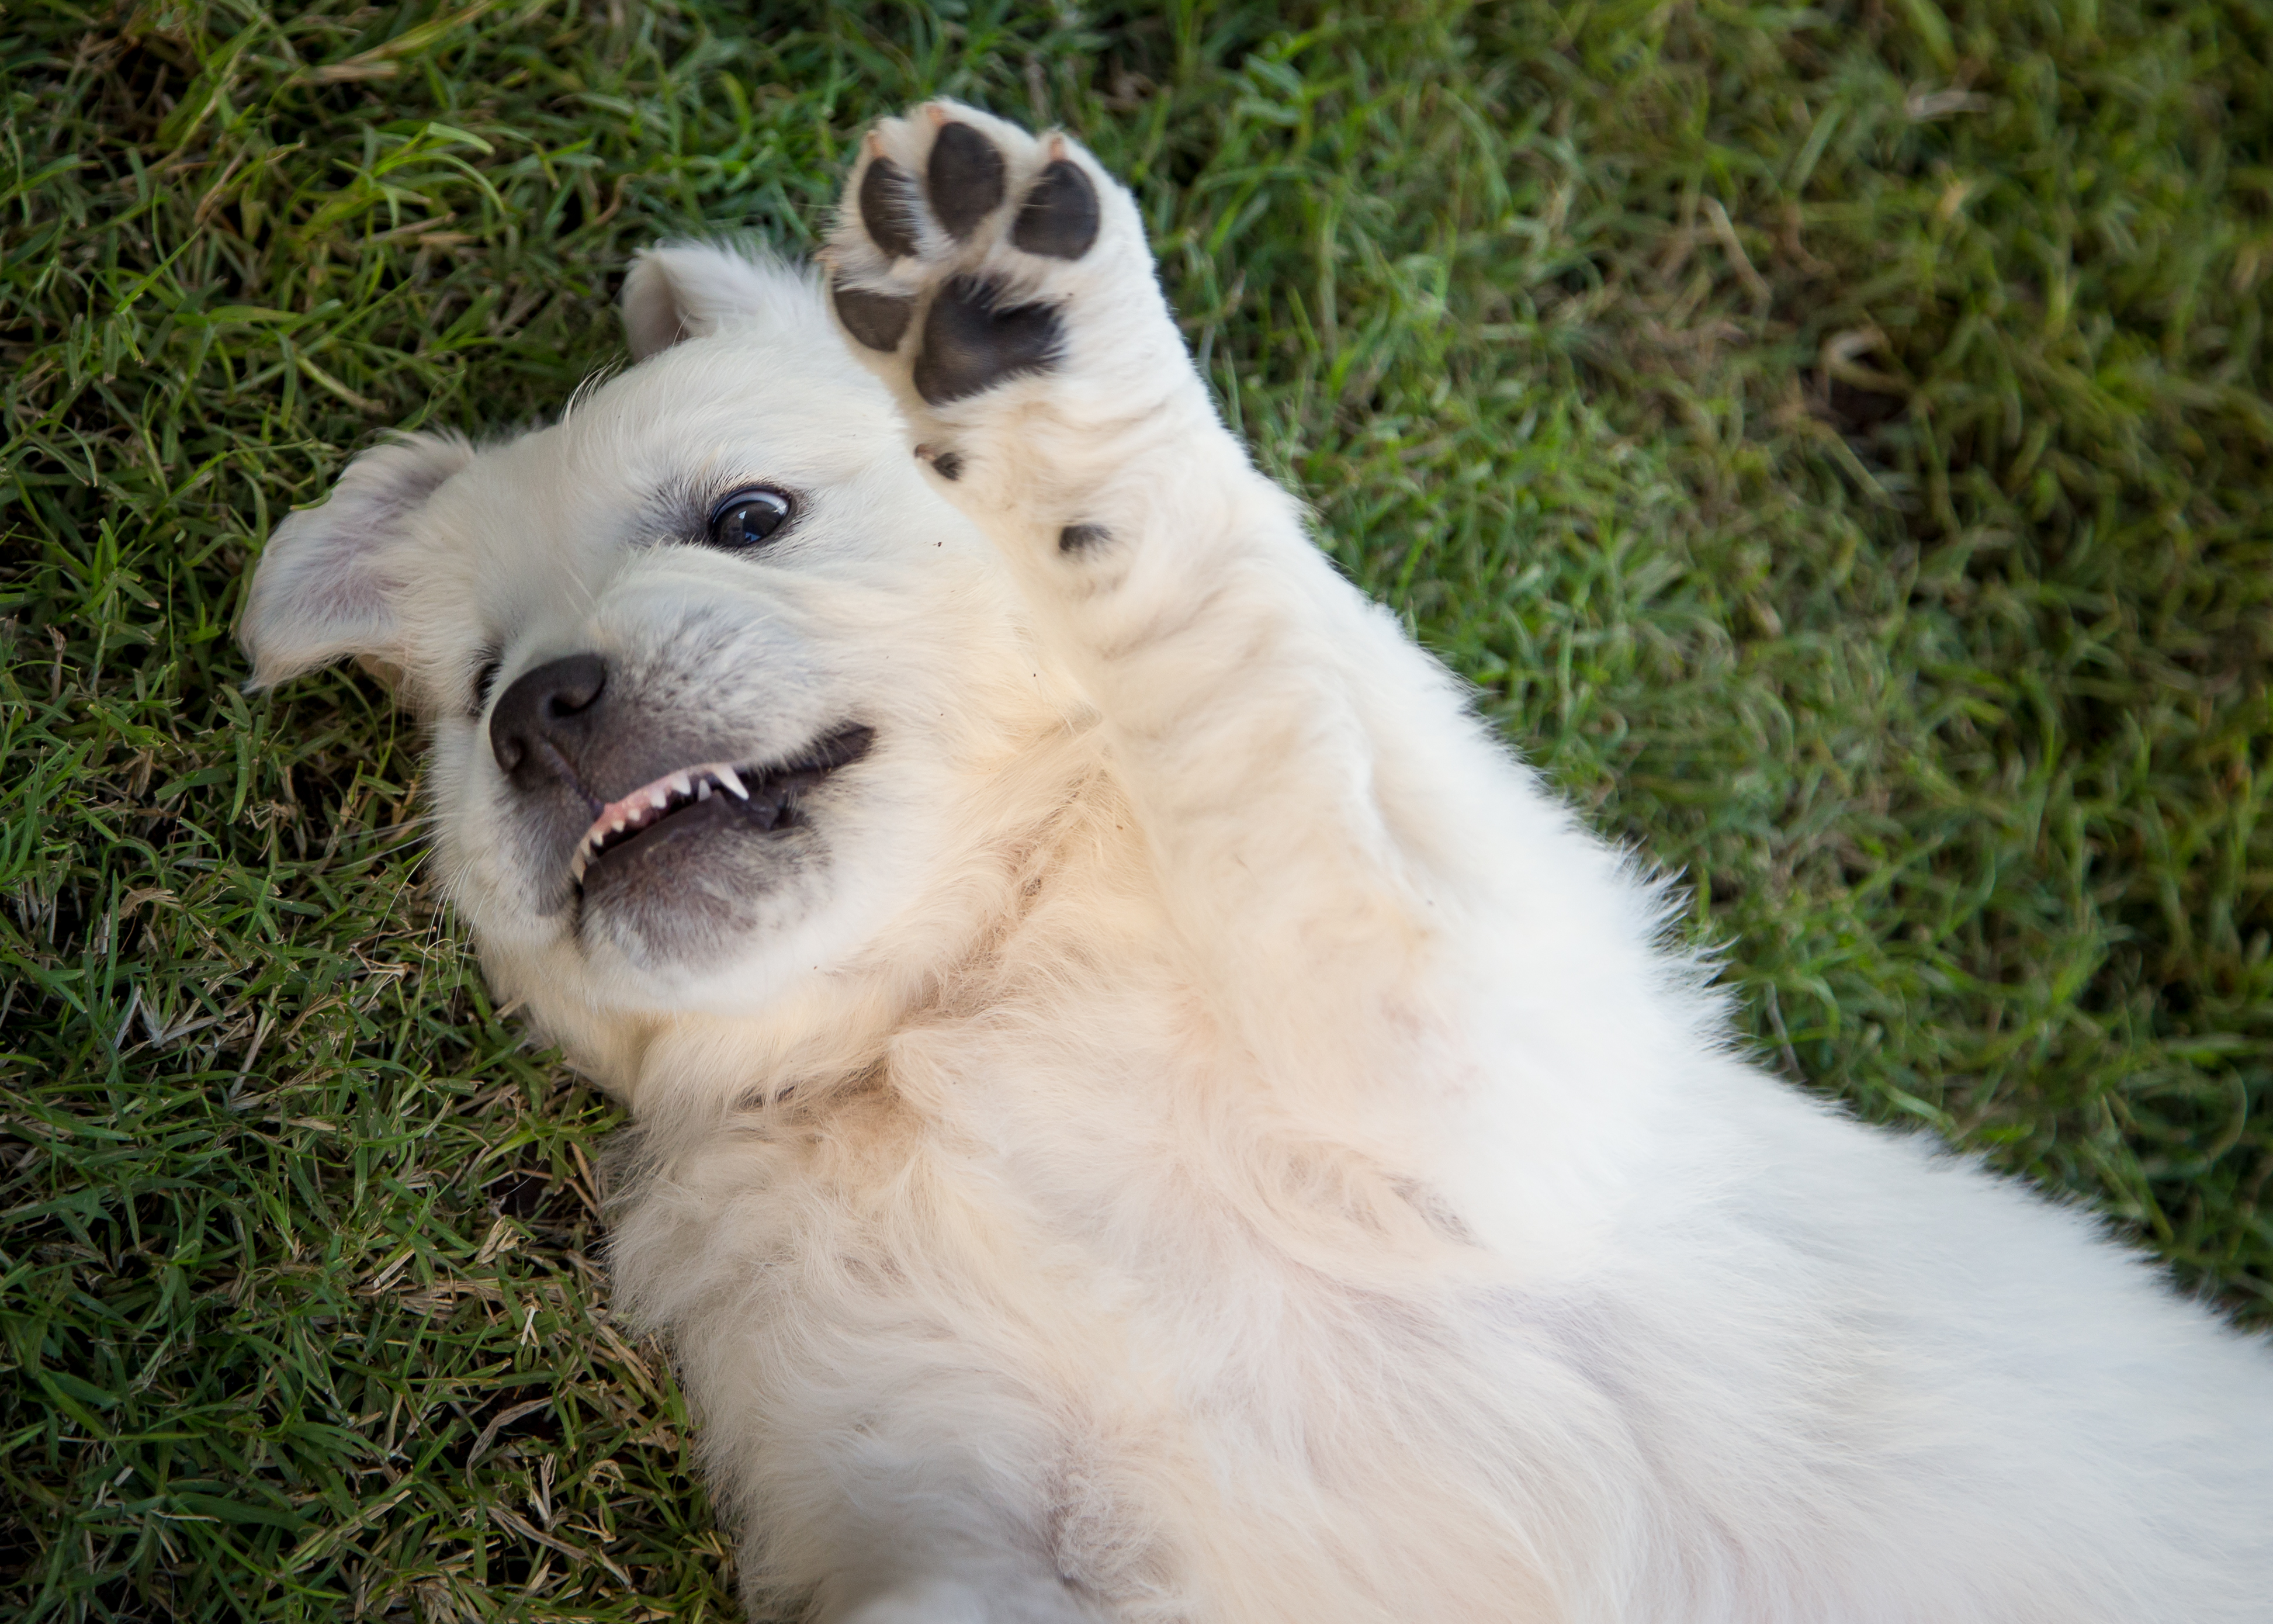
[
  {"xmin": 927, "ymin": 124, "xmax": 1006, "ymax": 241},
  {"xmin": 858, "ymin": 158, "xmax": 919, "ymax": 260},
  {"xmin": 1013, "ymin": 161, "xmax": 1100, "ymax": 260},
  {"xmin": 833, "ymin": 282, "xmax": 914, "ymax": 352},
  {"xmin": 1058, "ymin": 523, "xmax": 1110, "ymax": 552},
  {"xmin": 913, "ymin": 276, "xmax": 1061, "ymax": 405}
]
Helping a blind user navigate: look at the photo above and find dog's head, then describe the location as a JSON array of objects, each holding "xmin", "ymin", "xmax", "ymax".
[{"xmin": 242, "ymin": 247, "xmax": 1057, "ymax": 1080}]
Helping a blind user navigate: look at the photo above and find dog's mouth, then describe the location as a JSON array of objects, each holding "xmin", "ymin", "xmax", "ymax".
[{"xmin": 570, "ymin": 724, "xmax": 875, "ymax": 889}]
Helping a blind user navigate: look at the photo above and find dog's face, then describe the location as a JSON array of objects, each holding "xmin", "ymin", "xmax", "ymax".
[{"xmin": 242, "ymin": 251, "xmax": 1051, "ymax": 1072}]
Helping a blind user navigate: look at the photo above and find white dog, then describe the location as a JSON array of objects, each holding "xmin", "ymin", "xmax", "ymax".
[{"xmin": 240, "ymin": 102, "xmax": 2273, "ymax": 1622}]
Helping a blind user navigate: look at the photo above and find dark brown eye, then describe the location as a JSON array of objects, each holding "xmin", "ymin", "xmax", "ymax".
[
  {"xmin": 470, "ymin": 656, "xmax": 503, "ymax": 716},
  {"xmin": 707, "ymin": 487, "xmax": 793, "ymax": 550}
]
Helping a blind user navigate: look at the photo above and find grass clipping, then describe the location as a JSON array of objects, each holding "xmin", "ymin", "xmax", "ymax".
[{"xmin": 4, "ymin": 0, "xmax": 2272, "ymax": 1618}]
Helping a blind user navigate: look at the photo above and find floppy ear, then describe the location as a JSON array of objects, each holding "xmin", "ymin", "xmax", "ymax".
[
  {"xmin": 621, "ymin": 243, "xmax": 829, "ymax": 360},
  {"xmin": 238, "ymin": 432, "xmax": 473, "ymax": 690}
]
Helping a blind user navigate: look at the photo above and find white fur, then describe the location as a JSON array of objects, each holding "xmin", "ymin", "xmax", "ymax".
[{"xmin": 241, "ymin": 103, "xmax": 2273, "ymax": 1622}]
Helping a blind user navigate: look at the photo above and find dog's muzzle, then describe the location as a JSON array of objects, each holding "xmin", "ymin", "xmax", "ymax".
[{"xmin": 488, "ymin": 652, "xmax": 874, "ymax": 898}]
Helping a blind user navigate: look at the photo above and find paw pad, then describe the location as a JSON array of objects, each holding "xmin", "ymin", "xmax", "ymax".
[
  {"xmin": 832, "ymin": 285, "xmax": 913, "ymax": 352},
  {"xmin": 830, "ymin": 108, "xmax": 1108, "ymax": 407},
  {"xmin": 857, "ymin": 159, "xmax": 920, "ymax": 261},
  {"xmin": 913, "ymin": 276, "xmax": 1061, "ymax": 405},
  {"xmin": 926, "ymin": 123, "xmax": 1007, "ymax": 240},
  {"xmin": 1012, "ymin": 161, "xmax": 1099, "ymax": 260}
]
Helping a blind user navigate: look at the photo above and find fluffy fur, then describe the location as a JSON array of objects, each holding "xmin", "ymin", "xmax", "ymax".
[{"xmin": 240, "ymin": 102, "xmax": 2273, "ymax": 1622}]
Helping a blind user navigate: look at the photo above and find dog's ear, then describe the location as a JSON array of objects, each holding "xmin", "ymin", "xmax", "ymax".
[
  {"xmin": 621, "ymin": 243, "xmax": 826, "ymax": 361},
  {"xmin": 238, "ymin": 432, "xmax": 472, "ymax": 690}
]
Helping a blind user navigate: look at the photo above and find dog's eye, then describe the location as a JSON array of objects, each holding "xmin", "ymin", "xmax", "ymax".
[
  {"xmin": 707, "ymin": 487, "xmax": 793, "ymax": 550},
  {"xmin": 470, "ymin": 657, "xmax": 503, "ymax": 716}
]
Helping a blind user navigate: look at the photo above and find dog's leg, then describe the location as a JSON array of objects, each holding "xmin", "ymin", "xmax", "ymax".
[
  {"xmin": 825, "ymin": 105, "xmax": 1581, "ymax": 1089},
  {"xmin": 812, "ymin": 105, "xmax": 1664, "ymax": 1613}
]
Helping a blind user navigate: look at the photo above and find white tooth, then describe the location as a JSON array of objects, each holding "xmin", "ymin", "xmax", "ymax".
[
  {"xmin": 717, "ymin": 766, "xmax": 749, "ymax": 800},
  {"xmin": 570, "ymin": 851, "xmax": 587, "ymax": 882},
  {"xmin": 649, "ymin": 786, "xmax": 672, "ymax": 811},
  {"xmin": 670, "ymin": 771, "xmax": 693, "ymax": 798},
  {"xmin": 697, "ymin": 780, "xmax": 712, "ymax": 801},
  {"xmin": 610, "ymin": 815, "xmax": 627, "ymax": 833}
]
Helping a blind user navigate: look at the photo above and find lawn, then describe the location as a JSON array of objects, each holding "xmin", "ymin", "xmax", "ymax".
[{"xmin": 4, "ymin": 0, "xmax": 2270, "ymax": 1617}]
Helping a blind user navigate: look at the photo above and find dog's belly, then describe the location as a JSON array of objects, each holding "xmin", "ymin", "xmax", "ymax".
[
  {"xmin": 647, "ymin": 1040, "xmax": 2273, "ymax": 1623},
  {"xmin": 611, "ymin": 1069, "xmax": 1576, "ymax": 1618}
]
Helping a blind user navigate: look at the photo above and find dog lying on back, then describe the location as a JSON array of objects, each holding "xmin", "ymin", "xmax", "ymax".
[{"xmin": 241, "ymin": 102, "xmax": 2273, "ymax": 1622}]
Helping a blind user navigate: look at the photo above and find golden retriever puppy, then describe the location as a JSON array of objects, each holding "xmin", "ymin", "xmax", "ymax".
[{"xmin": 241, "ymin": 103, "xmax": 2273, "ymax": 1623}]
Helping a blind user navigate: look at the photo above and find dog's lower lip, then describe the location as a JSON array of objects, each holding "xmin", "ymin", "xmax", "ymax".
[{"xmin": 570, "ymin": 724, "xmax": 875, "ymax": 888}]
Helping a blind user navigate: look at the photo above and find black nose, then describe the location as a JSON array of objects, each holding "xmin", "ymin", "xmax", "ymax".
[{"xmin": 490, "ymin": 653, "xmax": 608, "ymax": 786}]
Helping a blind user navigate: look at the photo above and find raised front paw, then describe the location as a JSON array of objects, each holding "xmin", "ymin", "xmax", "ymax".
[{"xmin": 824, "ymin": 102, "xmax": 1190, "ymax": 437}]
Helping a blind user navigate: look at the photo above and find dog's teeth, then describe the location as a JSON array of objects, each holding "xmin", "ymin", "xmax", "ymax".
[
  {"xmin": 717, "ymin": 766, "xmax": 749, "ymax": 800},
  {"xmin": 610, "ymin": 815, "xmax": 627, "ymax": 833},
  {"xmin": 671, "ymin": 771, "xmax": 693, "ymax": 798},
  {"xmin": 697, "ymin": 779, "xmax": 712, "ymax": 801},
  {"xmin": 649, "ymin": 786, "xmax": 672, "ymax": 811},
  {"xmin": 570, "ymin": 851, "xmax": 587, "ymax": 882}
]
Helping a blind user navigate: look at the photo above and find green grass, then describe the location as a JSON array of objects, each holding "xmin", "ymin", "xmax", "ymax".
[{"xmin": 4, "ymin": 0, "xmax": 2271, "ymax": 1616}]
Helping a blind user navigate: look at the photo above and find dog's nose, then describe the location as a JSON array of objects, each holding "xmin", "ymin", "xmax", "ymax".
[{"xmin": 490, "ymin": 653, "xmax": 608, "ymax": 786}]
